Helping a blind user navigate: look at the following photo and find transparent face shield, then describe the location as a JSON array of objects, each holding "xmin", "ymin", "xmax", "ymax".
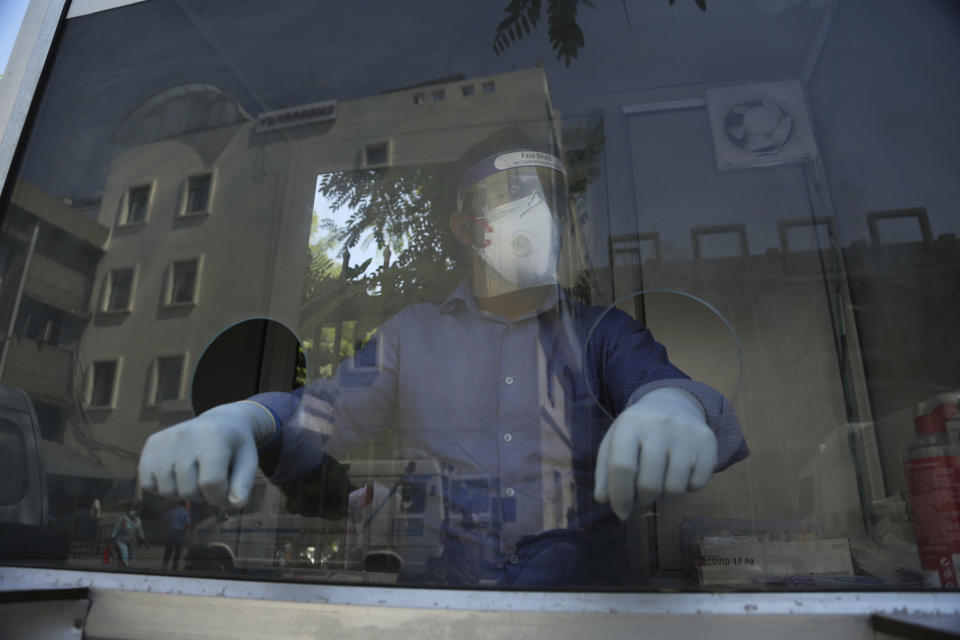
[{"xmin": 459, "ymin": 159, "xmax": 569, "ymax": 296}]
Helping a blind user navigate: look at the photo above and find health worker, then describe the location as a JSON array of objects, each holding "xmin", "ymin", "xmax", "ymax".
[{"xmin": 138, "ymin": 128, "xmax": 749, "ymax": 586}]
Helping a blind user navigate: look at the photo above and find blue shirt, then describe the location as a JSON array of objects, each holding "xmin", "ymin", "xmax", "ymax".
[
  {"xmin": 253, "ymin": 281, "xmax": 748, "ymax": 563},
  {"xmin": 164, "ymin": 505, "xmax": 191, "ymax": 531}
]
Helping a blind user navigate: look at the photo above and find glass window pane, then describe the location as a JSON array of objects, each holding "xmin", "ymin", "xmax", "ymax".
[
  {"xmin": 91, "ymin": 361, "xmax": 116, "ymax": 407},
  {"xmin": 364, "ymin": 143, "xmax": 388, "ymax": 167},
  {"xmin": 1, "ymin": 0, "xmax": 957, "ymax": 593},
  {"xmin": 155, "ymin": 356, "xmax": 183, "ymax": 403},
  {"xmin": 186, "ymin": 174, "xmax": 211, "ymax": 213},
  {"xmin": 126, "ymin": 185, "xmax": 149, "ymax": 223},
  {"xmin": 171, "ymin": 260, "xmax": 197, "ymax": 303},
  {"xmin": 108, "ymin": 268, "xmax": 133, "ymax": 310}
]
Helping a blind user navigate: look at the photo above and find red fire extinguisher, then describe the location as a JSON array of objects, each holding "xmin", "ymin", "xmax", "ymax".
[{"xmin": 904, "ymin": 402, "xmax": 960, "ymax": 589}]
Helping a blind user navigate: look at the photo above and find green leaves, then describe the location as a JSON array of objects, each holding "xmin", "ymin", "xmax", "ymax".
[
  {"xmin": 493, "ymin": 0, "xmax": 541, "ymax": 55},
  {"xmin": 547, "ymin": 0, "xmax": 585, "ymax": 67},
  {"xmin": 494, "ymin": 0, "xmax": 707, "ymax": 67},
  {"xmin": 310, "ymin": 165, "xmax": 465, "ymax": 306}
]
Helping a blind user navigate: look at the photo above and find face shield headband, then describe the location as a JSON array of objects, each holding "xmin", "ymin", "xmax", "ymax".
[{"xmin": 457, "ymin": 150, "xmax": 567, "ymax": 218}]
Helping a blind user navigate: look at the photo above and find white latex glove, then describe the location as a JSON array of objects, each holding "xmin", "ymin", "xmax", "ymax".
[
  {"xmin": 138, "ymin": 400, "xmax": 276, "ymax": 508},
  {"xmin": 594, "ymin": 387, "xmax": 718, "ymax": 520}
]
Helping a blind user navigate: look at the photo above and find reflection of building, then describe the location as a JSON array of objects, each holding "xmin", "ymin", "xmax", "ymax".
[
  {"xmin": 78, "ymin": 68, "xmax": 559, "ymax": 475},
  {"xmin": 0, "ymin": 180, "xmax": 108, "ymax": 440}
]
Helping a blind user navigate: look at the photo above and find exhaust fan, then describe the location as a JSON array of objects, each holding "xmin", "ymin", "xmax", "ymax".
[{"xmin": 706, "ymin": 79, "xmax": 818, "ymax": 171}]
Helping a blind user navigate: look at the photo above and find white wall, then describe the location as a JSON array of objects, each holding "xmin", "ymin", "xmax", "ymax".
[{"xmin": 808, "ymin": 0, "xmax": 960, "ymax": 246}]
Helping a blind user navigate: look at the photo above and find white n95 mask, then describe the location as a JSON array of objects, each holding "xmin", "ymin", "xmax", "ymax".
[{"xmin": 471, "ymin": 191, "xmax": 560, "ymax": 289}]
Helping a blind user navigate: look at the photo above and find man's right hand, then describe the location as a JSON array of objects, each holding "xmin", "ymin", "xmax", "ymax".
[{"xmin": 138, "ymin": 401, "xmax": 276, "ymax": 508}]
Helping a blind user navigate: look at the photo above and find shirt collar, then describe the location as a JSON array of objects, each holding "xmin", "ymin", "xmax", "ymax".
[{"xmin": 440, "ymin": 279, "xmax": 560, "ymax": 321}]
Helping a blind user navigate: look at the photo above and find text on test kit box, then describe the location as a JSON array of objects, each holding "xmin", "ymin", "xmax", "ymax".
[{"xmin": 697, "ymin": 536, "xmax": 854, "ymax": 586}]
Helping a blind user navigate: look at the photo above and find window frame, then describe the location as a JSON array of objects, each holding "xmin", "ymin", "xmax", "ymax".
[
  {"xmin": 101, "ymin": 265, "xmax": 137, "ymax": 313},
  {"xmin": 364, "ymin": 141, "xmax": 391, "ymax": 168},
  {"xmin": 162, "ymin": 256, "xmax": 203, "ymax": 307},
  {"xmin": 120, "ymin": 182, "xmax": 153, "ymax": 226},
  {"xmin": 0, "ymin": 567, "xmax": 954, "ymax": 622},
  {"xmin": 87, "ymin": 357, "xmax": 121, "ymax": 409},
  {"xmin": 0, "ymin": 0, "xmax": 951, "ymax": 621},
  {"xmin": 149, "ymin": 351, "xmax": 189, "ymax": 408},
  {"xmin": 178, "ymin": 170, "xmax": 215, "ymax": 218}
]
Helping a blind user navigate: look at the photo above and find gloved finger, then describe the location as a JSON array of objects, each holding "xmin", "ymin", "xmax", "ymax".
[
  {"xmin": 153, "ymin": 465, "xmax": 178, "ymax": 498},
  {"xmin": 138, "ymin": 448, "xmax": 159, "ymax": 495},
  {"xmin": 607, "ymin": 421, "xmax": 657, "ymax": 519},
  {"xmin": 227, "ymin": 439, "xmax": 259, "ymax": 508},
  {"xmin": 634, "ymin": 431, "xmax": 668, "ymax": 507},
  {"xmin": 689, "ymin": 435, "xmax": 718, "ymax": 491},
  {"xmin": 607, "ymin": 460, "xmax": 637, "ymax": 521},
  {"xmin": 593, "ymin": 428, "xmax": 613, "ymax": 503},
  {"xmin": 197, "ymin": 449, "xmax": 233, "ymax": 506},
  {"xmin": 663, "ymin": 446, "xmax": 696, "ymax": 494},
  {"xmin": 174, "ymin": 459, "xmax": 200, "ymax": 500}
]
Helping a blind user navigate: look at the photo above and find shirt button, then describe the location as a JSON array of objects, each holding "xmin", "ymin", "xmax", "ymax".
[
  {"xmin": 504, "ymin": 376, "xmax": 514, "ymax": 385},
  {"xmin": 509, "ymin": 555, "xmax": 519, "ymax": 565},
  {"xmin": 504, "ymin": 487, "xmax": 515, "ymax": 497},
  {"xmin": 503, "ymin": 433, "xmax": 512, "ymax": 442}
]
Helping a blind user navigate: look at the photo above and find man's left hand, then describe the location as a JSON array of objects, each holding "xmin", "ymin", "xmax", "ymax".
[{"xmin": 594, "ymin": 387, "xmax": 718, "ymax": 520}]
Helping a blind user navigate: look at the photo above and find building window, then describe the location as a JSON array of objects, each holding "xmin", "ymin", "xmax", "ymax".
[
  {"xmin": 365, "ymin": 142, "xmax": 389, "ymax": 167},
  {"xmin": 185, "ymin": 173, "xmax": 212, "ymax": 215},
  {"xmin": 461, "ymin": 84, "xmax": 475, "ymax": 97},
  {"xmin": 432, "ymin": 89, "xmax": 445, "ymax": 102},
  {"xmin": 89, "ymin": 360, "xmax": 118, "ymax": 408},
  {"xmin": 167, "ymin": 258, "xmax": 199, "ymax": 305},
  {"xmin": 106, "ymin": 267, "xmax": 134, "ymax": 311},
  {"xmin": 14, "ymin": 297, "xmax": 84, "ymax": 348},
  {"xmin": 412, "ymin": 92, "xmax": 425, "ymax": 105},
  {"xmin": 125, "ymin": 184, "xmax": 150, "ymax": 224},
  {"xmin": 154, "ymin": 355, "xmax": 185, "ymax": 404},
  {"xmin": 482, "ymin": 80, "xmax": 495, "ymax": 93}
]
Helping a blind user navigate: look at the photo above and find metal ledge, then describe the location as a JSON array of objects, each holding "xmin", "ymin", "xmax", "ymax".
[
  {"xmin": 1, "ymin": 566, "xmax": 957, "ymax": 617},
  {"xmin": 80, "ymin": 590, "xmax": 881, "ymax": 640}
]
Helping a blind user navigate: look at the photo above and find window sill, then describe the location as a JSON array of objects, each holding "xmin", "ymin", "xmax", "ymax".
[
  {"xmin": 147, "ymin": 398, "xmax": 192, "ymax": 413},
  {"xmin": 116, "ymin": 220, "xmax": 147, "ymax": 229},
  {"xmin": 85, "ymin": 404, "xmax": 115, "ymax": 411},
  {"xmin": 98, "ymin": 308, "xmax": 132, "ymax": 317},
  {"xmin": 161, "ymin": 301, "xmax": 196, "ymax": 309},
  {"xmin": 177, "ymin": 210, "xmax": 210, "ymax": 220}
]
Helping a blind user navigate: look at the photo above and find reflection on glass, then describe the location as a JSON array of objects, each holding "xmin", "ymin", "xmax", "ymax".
[
  {"xmin": 0, "ymin": 420, "xmax": 27, "ymax": 505},
  {"xmin": 125, "ymin": 185, "xmax": 149, "ymax": 224},
  {"xmin": 90, "ymin": 361, "xmax": 117, "ymax": 408},
  {"xmin": 185, "ymin": 174, "xmax": 211, "ymax": 215},
  {"xmin": 170, "ymin": 260, "xmax": 197, "ymax": 304},
  {"xmin": 154, "ymin": 356, "xmax": 183, "ymax": 404},
  {"xmin": 0, "ymin": 0, "xmax": 957, "ymax": 594},
  {"xmin": 107, "ymin": 268, "xmax": 133, "ymax": 311}
]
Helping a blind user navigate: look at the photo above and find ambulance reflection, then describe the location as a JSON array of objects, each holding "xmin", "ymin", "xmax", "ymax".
[{"xmin": 186, "ymin": 454, "xmax": 496, "ymax": 579}]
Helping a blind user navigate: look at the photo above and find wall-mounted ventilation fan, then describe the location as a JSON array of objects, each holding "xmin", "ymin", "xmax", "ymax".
[{"xmin": 706, "ymin": 79, "xmax": 818, "ymax": 171}]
